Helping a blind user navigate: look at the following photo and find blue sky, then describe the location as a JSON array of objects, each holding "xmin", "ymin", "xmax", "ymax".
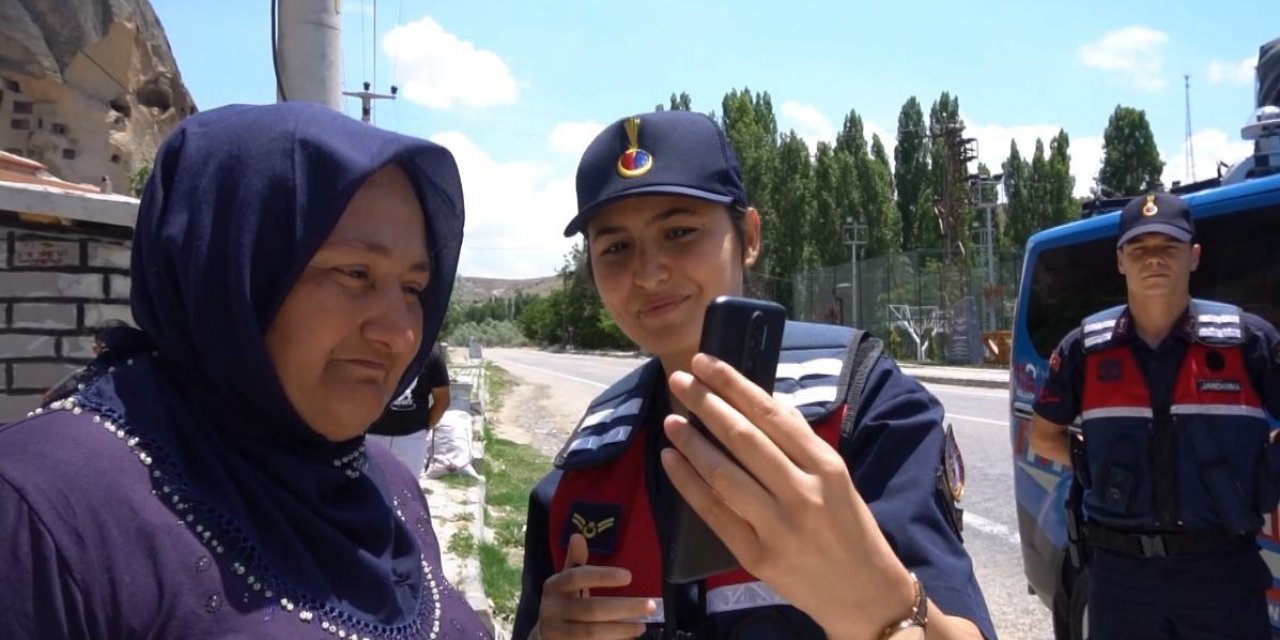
[{"xmin": 151, "ymin": 0, "xmax": 1273, "ymax": 278}]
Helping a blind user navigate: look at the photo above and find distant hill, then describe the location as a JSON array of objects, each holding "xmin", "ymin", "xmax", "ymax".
[{"xmin": 453, "ymin": 275, "xmax": 561, "ymax": 303}]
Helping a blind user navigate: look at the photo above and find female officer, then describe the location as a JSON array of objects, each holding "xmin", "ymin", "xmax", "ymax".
[{"xmin": 511, "ymin": 111, "xmax": 996, "ymax": 640}]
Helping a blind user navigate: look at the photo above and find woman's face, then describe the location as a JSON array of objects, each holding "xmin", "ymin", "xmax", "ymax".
[
  {"xmin": 587, "ymin": 195, "xmax": 759, "ymax": 361},
  {"xmin": 265, "ymin": 166, "xmax": 431, "ymax": 442}
]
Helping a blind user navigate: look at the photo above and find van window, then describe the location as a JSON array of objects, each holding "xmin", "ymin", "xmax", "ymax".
[{"xmin": 1025, "ymin": 201, "xmax": 1280, "ymax": 359}]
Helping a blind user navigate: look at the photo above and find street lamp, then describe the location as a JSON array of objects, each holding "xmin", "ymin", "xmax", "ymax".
[
  {"xmin": 844, "ymin": 216, "xmax": 868, "ymax": 328},
  {"xmin": 967, "ymin": 172, "xmax": 1003, "ymax": 331}
]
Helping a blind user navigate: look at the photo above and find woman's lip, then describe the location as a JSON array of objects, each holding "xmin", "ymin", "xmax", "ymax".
[{"xmin": 345, "ymin": 359, "xmax": 389, "ymax": 371}]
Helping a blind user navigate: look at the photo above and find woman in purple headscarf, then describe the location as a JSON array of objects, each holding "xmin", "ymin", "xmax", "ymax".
[{"xmin": 0, "ymin": 102, "xmax": 492, "ymax": 640}]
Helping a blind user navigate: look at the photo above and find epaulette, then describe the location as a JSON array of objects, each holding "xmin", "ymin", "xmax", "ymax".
[
  {"xmin": 1081, "ymin": 305, "xmax": 1127, "ymax": 353},
  {"xmin": 1188, "ymin": 298, "xmax": 1245, "ymax": 346}
]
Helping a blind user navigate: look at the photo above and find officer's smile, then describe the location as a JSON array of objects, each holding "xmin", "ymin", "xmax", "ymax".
[{"xmin": 638, "ymin": 294, "xmax": 691, "ymax": 319}]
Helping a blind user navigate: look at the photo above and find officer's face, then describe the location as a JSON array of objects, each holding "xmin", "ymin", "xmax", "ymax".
[
  {"xmin": 1116, "ymin": 233, "xmax": 1200, "ymax": 299},
  {"xmin": 586, "ymin": 195, "xmax": 760, "ymax": 361}
]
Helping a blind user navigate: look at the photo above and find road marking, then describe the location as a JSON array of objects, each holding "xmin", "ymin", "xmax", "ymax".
[
  {"xmin": 965, "ymin": 511, "xmax": 1022, "ymax": 545},
  {"xmin": 497, "ymin": 360, "xmax": 608, "ymax": 388},
  {"xmin": 947, "ymin": 412, "xmax": 1006, "ymax": 426}
]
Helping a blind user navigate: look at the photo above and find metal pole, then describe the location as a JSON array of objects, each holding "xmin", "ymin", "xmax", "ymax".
[
  {"xmin": 850, "ymin": 241, "xmax": 858, "ymax": 328},
  {"xmin": 985, "ymin": 203, "xmax": 996, "ymax": 330},
  {"xmin": 277, "ymin": 0, "xmax": 343, "ymax": 109}
]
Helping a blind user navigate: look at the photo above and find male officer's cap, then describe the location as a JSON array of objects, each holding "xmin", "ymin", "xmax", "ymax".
[
  {"xmin": 1116, "ymin": 192, "xmax": 1195, "ymax": 248},
  {"xmin": 565, "ymin": 110, "xmax": 748, "ymax": 237}
]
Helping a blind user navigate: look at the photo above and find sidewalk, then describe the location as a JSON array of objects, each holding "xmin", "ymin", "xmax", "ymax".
[
  {"xmin": 896, "ymin": 362, "xmax": 1009, "ymax": 390},
  {"xmin": 420, "ymin": 362, "xmax": 497, "ymax": 637}
]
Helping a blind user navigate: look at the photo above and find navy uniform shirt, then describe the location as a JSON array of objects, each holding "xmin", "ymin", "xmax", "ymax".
[
  {"xmin": 511, "ymin": 355, "xmax": 997, "ymax": 640},
  {"xmin": 1035, "ymin": 307, "xmax": 1280, "ymax": 426}
]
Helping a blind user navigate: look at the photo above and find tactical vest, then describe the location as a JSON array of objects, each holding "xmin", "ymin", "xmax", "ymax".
[
  {"xmin": 1078, "ymin": 300, "xmax": 1271, "ymax": 535},
  {"xmin": 547, "ymin": 321, "xmax": 863, "ymax": 634}
]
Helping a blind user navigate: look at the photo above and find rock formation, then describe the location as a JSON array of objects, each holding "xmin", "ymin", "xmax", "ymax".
[{"xmin": 0, "ymin": 0, "xmax": 195, "ymax": 191}]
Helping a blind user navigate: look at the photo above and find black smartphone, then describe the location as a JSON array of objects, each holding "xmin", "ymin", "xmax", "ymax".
[{"xmin": 665, "ymin": 296, "xmax": 785, "ymax": 584}]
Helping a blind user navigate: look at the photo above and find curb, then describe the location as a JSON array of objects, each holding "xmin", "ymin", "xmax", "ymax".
[{"xmin": 903, "ymin": 373, "xmax": 1007, "ymax": 390}]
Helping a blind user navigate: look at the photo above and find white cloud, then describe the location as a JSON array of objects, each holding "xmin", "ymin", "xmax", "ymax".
[
  {"xmin": 965, "ymin": 121, "xmax": 1104, "ymax": 197},
  {"xmin": 430, "ymin": 131, "xmax": 578, "ymax": 278},
  {"xmin": 1079, "ymin": 26, "xmax": 1169, "ymax": 92},
  {"xmin": 382, "ymin": 16, "xmax": 518, "ymax": 110},
  {"xmin": 780, "ymin": 101, "xmax": 836, "ymax": 151},
  {"xmin": 1207, "ymin": 55, "xmax": 1255, "ymax": 86},
  {"xmin": 548, "ymin": 121, "xmax": 605, "ymax": 158},
  {"xmin": 1162, "ymin": 128, "xmax": 1253, "ymax": 187}
]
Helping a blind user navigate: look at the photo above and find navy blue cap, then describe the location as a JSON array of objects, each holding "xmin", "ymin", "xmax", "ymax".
[
  {"xmin": 1116, "ymin": 192, "xmax": 1195, "ymax": 248},
  {"xmin": 565, "ymin": 111, "xmax": 748, "ymax": 237}
]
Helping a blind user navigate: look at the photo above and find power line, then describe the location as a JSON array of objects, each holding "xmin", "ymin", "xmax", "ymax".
[
  {"xmin": 360, "ymin": 0, "xmax": 367, "ymax": 86},
  {"xmin": 78, "ymin": 47, "xmax": 128, "ymax": 95}
]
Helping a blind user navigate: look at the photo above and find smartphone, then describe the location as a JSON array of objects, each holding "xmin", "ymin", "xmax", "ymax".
[{"xmin": 665, "ymin": 296, "xmax": 785, "ymax": 584}]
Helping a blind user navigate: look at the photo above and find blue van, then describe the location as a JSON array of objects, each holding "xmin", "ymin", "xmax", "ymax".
[{"xmin": 1010, "ymin": 138, "xmax": 1280, "ymax": 637}]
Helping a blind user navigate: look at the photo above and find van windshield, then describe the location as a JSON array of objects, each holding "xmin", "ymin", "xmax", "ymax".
[{"xmin": 1025, "ymin": 201, "xmax": 1280, "ymax": 359}]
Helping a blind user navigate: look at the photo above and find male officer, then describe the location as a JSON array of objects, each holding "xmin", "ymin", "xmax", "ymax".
[{"xmin": 1031, "ymin": 192, "xmax": 1280, "ymax": 639}]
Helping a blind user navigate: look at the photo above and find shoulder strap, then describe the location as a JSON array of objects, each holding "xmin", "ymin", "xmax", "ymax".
[{"xmin": 837, "ymin": 329, "xmax": 884, "ymax": 456}]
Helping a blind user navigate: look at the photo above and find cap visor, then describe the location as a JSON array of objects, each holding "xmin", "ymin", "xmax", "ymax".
[
  {"xmin": 564, "ymin": 185, "xmax": 736, "ymax": 237},
  {"xmin": 1117, "ymin": 223, "xmax": 1193, "ymax": 247}
]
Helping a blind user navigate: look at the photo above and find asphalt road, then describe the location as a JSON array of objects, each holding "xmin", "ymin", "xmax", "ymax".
[{"xmin": 484, "ymin": 347, "xmax": 1054, "ymax": 640}]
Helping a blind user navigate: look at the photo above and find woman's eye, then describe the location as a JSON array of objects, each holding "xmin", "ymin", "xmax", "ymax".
[
  {"xmin": 403, "ymin": 284, "xmax": 425, "ymax": 295},
  {"xmin": 666, "ymin": 227, "xmax": 696, "ymax": 240},
  {"xmin": 601, "ymin": 242, "xmax": 627, "ymax": 256},
  {"xmin": 337, "ymin": 267, "xmax": 370, "ymax": 281}
]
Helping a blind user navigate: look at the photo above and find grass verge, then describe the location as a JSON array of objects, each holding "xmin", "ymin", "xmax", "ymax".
[{"xmin": 474, "ymin": 363, "xmax": 551, "ymax": 624}]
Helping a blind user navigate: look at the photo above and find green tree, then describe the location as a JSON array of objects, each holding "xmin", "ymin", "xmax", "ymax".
[
  {"xmin": 655, "ymin": 91, "xmax": 693, "ymax": 112},
  {"xmin": 1027, "ymin": 139, "xmax": 1050, "ymax": 238},
  {"xmin": 129, "ymin": 162, "xmax": 152, "ymax": 197},
  {"xmin": 771, "ymin": 130, "xmax": 813, "ymax": 307},
  {"xmin": 1097, "ymin": 105, "xmax": 1164, "ymax": 197},
  {"xmin": 808, "ymin": 142, "xmax": 848, "ymax": 267},
  {"xmin": 866, "ymin": 135, "xmax": 902, "ymax": 258},
  {"xmin": 1046, "ymin": 130, "xmax": 1077, "ymax": 228},
  {"xmin": 893, "ymin": 97, "xmax": 931, "ymax": 252},
  {"xmin": 721, "ymin": 89, "xmax": 780, "ymax": 296},
  {"xmin": 1001, "ymin": 141, "xmax": 1032, "ymax": 250}
]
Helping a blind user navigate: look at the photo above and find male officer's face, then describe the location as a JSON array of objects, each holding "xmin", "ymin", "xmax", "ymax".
[
  {"xmin": 1116, "ymin": 232, "xmax": 1200, "ymax": 299},
  {"xmin": 586, "ymin": 195, "xmax": 760, "ymax": 361}
]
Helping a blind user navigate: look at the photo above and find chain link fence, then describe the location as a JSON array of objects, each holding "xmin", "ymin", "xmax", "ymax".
[{"xmin": 788, "ymin": 249, "xmax": 1023, "ymax": 363}]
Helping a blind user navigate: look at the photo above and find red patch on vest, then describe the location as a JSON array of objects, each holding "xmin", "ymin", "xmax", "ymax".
[{"xmin": 548, "ymin": 404, "xmax": 848, "ymax": 598}]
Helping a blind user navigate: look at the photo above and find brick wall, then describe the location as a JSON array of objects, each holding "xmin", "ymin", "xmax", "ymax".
[{"xmin": 0, "ymin": 213, "xmax": 133, "ymax": 421}]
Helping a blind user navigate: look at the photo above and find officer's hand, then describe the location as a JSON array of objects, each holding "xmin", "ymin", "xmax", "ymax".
[
  {"xmin": 532, "ymin": 533, "xmax": 656, "ymax": 640},
  {"xmin": 661, "ymin": 354, "xmax": 921, "ymax": 640}
]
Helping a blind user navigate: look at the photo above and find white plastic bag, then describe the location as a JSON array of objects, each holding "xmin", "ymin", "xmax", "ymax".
[{"xmin": 425, "ymin": 409, "xmax": 480, "ymax": 479}]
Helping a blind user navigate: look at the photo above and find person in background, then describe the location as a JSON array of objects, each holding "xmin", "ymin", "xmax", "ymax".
[
  {"xmin": 367, "ymin": 345, "xmax": 452, "ymax": 476},
  {"xmin": 42, "ymin": 319, "xmax": 131, "ymax": 404},
  {"xmin": 1031, "ymin": 192, "xmax": 1280, "ymax": 639}
]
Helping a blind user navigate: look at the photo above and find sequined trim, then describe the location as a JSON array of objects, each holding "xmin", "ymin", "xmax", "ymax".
[{"xmin": 32, "ymin": 380, "xmax": 443, "ymax": 640}]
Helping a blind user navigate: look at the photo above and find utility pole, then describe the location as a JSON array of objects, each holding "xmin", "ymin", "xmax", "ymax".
[
  {"xmin": 343, "ymin": 82, "xmax": 398, "ymax": 123},
  {"xmin": 275, "ymin": 0, "xmax": 343, "ymax": 109},
  {"xmin": 1184, "ymin": 74, "xmax": 1196, "ymax": 182},
  {"xmin": 843, "ymin": 216, "xmax": 868, "ymax": 328}
]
